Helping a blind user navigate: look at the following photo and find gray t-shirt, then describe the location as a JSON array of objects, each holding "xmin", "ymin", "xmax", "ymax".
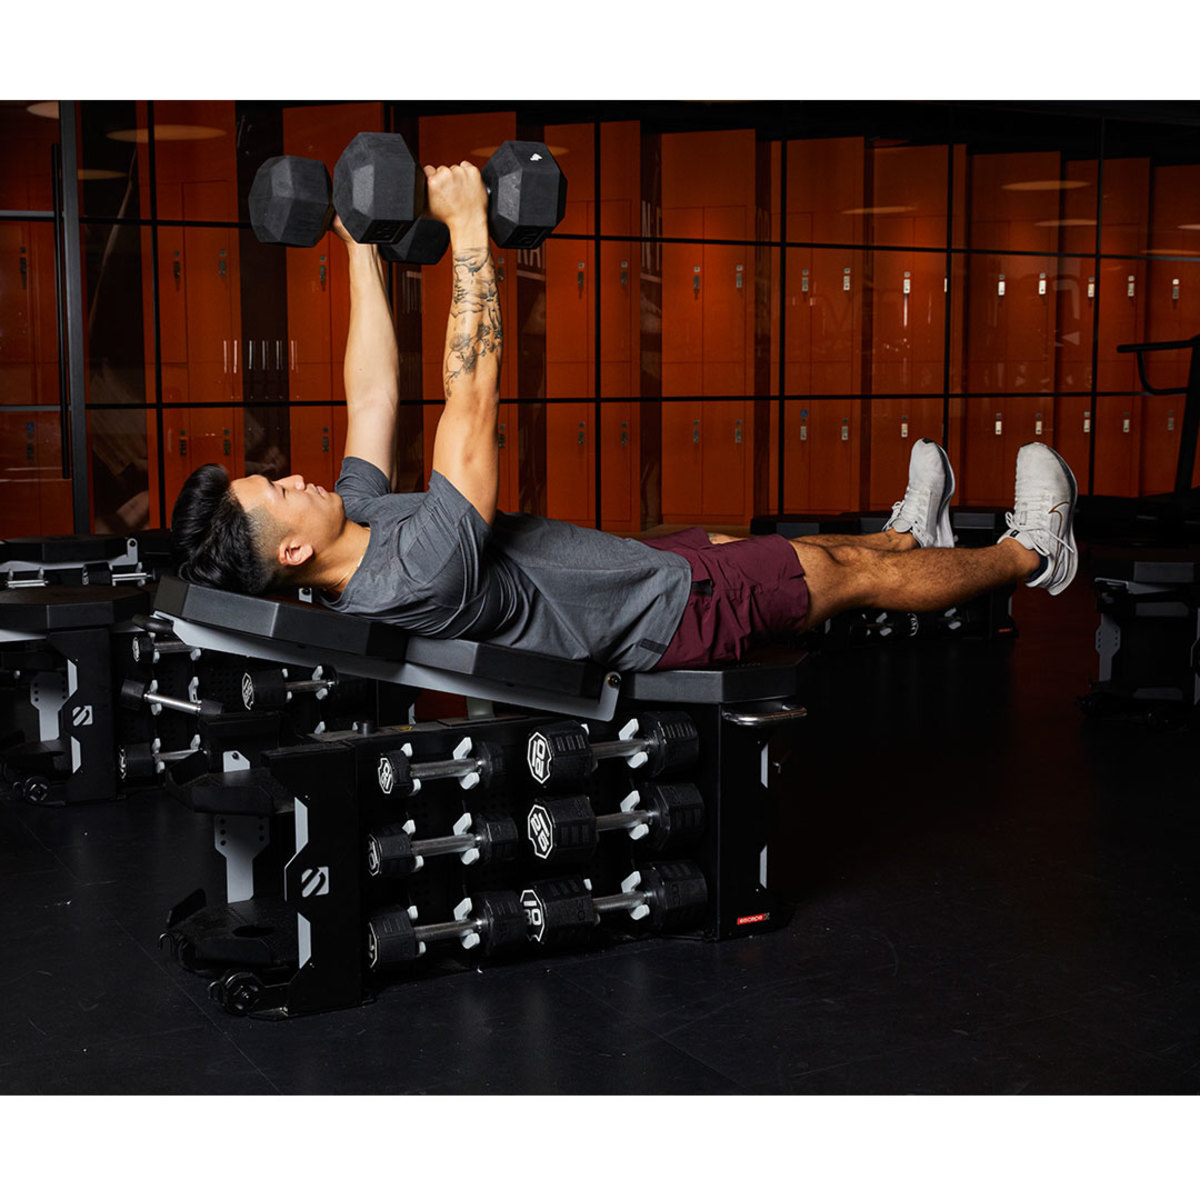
[{"xmin": 323, "ymin": 457, "xmax": 692, "ymax": 672}]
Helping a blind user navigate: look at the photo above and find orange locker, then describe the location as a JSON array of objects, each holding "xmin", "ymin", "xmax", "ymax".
[
  {"xmin": 0, "ymin": 412, "xmax": 72, "ymax": 536},
  {"xmin": 780, "ymin": 399, "xmax": 857, "ymax": 514},
  {"xmin": 963, "ymin": 152, "xmax": 1062, "ymax": 505},
  {"xmin": 660, "ymin": 130, "xmax": 756, "ymax": 525}
]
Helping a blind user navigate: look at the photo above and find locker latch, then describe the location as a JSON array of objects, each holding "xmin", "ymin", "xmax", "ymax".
[
  {"xmin": 497, "ymin": 257, "xmax": 505, "ymax": 284},
  {"xmin": 1035, "ymin": 413, "xmax": 1044, "ymax": 436},
  {"xmin": 841, "ymin": 418, "xmax": 849, "ymax": 442},
  {"xmin": 734, "ymin": 419, "xmax": 742, "ymax": 444},
  {"xmin": 1084, "ymin": 411, "xmax": 1091, "ymax": 433},
  {"xmin": 218, "ymin": 249, "xmax": 227, "ymax": 279},
  {"xmin": 1168, "ymin": 410, "xmax": 1176, "ymax": 433},
  {"xmin": 620, "ymin": 260, "xmax": 628, "ymax": 289},
  {"xmin": 223, "ymin": 429, "xmax": 231, "ymax": 456},
  {"xmin": 843, "ymin": 267, "xmax": 851, "ymax": 292},
  {"xmin": 800, "ymin": 410, "xmax": 808, "ymax": 442},
  {"xmin": 998, "ymin": 275, "xmax": 1006, "ymax": 298},
  {"xmin": 994, "ymin": 413, "xmax": 1003, "ymax": 436},
  {"xmin": 577, "ymin": 422, "xmax": 586, "ymax": 447},
  {"xmin": 1127, "ymin": 275, "xmax": 1135, "ymax": 299},
  {"xmin": 577, "ymin": 262, "xmax": 585, "ymax": 292},
  {"xmin": 692, "ymin": 419, "xmax": 700, "ymax": 445},
  {"xmin": 319, "ymin": 255, "xmax": 327, "ymax": 286},
  {"xmin": 498, "ymin": 423, "xmax": 506, "ymax": 450},
  {"xmin": 693, "ymin": 266, "xmax": 701, "ymax": 297},
  {"xmin": 621, "ymin": 421, "xmax": 628, "ymax": 447},
  {"xmin": 322, "ymin": 426, "xmax": 330, "ymax": 453},
  {"xmin": 1038, "ymin": 273, "xmax": 1046, "ymax": 296},
  {"xmin": 1172, "ymin": 278, "xmax": 1180, "ymax": 302},
  {"xmin": 1087, "ymin": 277, "xmax": 1095, "ymax": 300},
  {"xmin": 174, "ymin": 251, "xmax": 181, "ymax": 284},
  {"xmin": 900, "ymin": 417, "xmax": 909, "ymax": 439},
  {"xmin": 902, "ymin": 272, "xmax": 911, "ymax": 295},
  {"xmin": 1123, "ymin": 413, "xmax": 1131, "ymax": 434},
  {"xmin": 735, "ymin": 264, "xmax": 744, "ymax": 290},
  {"xmin": 801, "ymin": 268, "xmax": 809, "ymax": 294},
  {"xmin": 19, "ymin": 246, "xmax": 27, "ymax": 289},
  {"xmin": 180, "ymin": 430, "xmax": 188, "ymax": 457}
]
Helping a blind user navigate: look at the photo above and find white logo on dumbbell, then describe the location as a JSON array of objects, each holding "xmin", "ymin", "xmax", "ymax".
[
  {"xmin": 377, "ymin": 756, "xmax": 395, "ymax": 795},
  {"xmin": 521, "ymin": 888, "xmax": 546, "ymax": 942},
  {"xmin": 240, "ymin": 673, "xmax": 255, "ymax": 709},
  {"xmin": 527, "ymin": 804, "xmax": 554, "ymax": 860},
  {"xmin": 527, "ymin": 732, "xmax": 550, "ymax": 785}
]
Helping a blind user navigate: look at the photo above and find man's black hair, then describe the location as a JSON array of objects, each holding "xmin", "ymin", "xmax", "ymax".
[{"xmin": 170, "ymin": 464, "xmax": 279, "ymax": 594}]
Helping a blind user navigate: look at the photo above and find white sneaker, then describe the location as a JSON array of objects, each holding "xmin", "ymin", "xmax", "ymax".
[
  {"xmin": 882, "ymin": 439, "xmax": 955, "ymax": 548},
  {"xmin": 999, "ymin": 443, "xmax": 1078, "ymax": 595}
]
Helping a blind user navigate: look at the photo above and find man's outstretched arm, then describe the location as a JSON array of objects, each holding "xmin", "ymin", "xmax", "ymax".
[
  {"xmin": 337, "ymin": 218, "xmax": 400, "ymax": 487},
  {"xmin": 425, "ymin": 161, "xmax": 502, "ymax": 525}
]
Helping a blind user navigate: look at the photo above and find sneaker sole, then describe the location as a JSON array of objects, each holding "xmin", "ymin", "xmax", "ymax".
[
  {"xmin": 1025, "ymin": 443, "xmax": 1078, "ymax": 596},
  {"xmin": 926, "ymin": 439, "xmax": 956, "ymax": 549}
]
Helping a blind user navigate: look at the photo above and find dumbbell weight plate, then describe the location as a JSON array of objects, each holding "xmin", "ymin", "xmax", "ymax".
[
  {"xmin": 249, "ymin": 156, "xmax": 333, "ymax": 247},
  {"xmin": 481, "ymin": 141, "xmax": 567, "ymax": 249},
  {"xmin": 333, "ymin": 132, "xmax": 422, "ymax": 245}
]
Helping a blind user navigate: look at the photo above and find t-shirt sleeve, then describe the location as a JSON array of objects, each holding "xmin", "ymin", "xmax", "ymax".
[
  {"xmin": 335, "ymin": 456, "xmax": 390, "ymax": 520},
  {"xmin": 392, "ymin": 471, "xmax": 493, "ymax": 609}
]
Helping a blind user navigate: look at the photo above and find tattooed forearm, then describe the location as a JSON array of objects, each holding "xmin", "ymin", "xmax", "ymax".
[{"xmin": 444, "ymin": 249, "xmax": 503, "ymax": 393}]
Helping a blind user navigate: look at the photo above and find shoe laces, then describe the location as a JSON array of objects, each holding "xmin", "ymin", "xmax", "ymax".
[{"xmin": 1003, "ymin": 503, "xmax": 1072, "ymax": 558}]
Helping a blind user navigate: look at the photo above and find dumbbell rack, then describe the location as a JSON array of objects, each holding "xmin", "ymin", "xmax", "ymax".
[{"xmin": 163, "ymin": 648, "xmax": 807, "ymax": 1018}]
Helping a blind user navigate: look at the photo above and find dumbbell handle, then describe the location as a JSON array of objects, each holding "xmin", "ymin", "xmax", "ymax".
[{"xmin": 123, "ymin": 678, "xmax": 220, "ymax": 718}]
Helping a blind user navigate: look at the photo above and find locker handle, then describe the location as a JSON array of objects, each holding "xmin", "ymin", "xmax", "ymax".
[
  {"xmin": 620, "ymin": 260, "xmax": 628, "ymax": 289},
  {"xmin": 734, "ymin": 419, "xmax": 742, "ymax": 444},
  {"xmin": 218, "ymin": 249, "xmax": 227, "ymax": 279},
  {"xmin": 735, "ymin": 264, "xmax": 743, "ymax": 291},
  {"xmin": 693, "ymin": 266, "xmax": 700, "ymax": 297},
  {"xmin": 620, "ymin": 422, "xmax": 628, "ymax": 447},
  {"xmin": 319, "ymin": 254, "xmax": 327, "ymax": 287},
  {"xmin": 692, "ymin": 419, "xmax": 700, "ymax": 445},
  {"xmin": 19, "ymin": 249, "xmax": 28, "ymax": 289},
  {"xmin": 498, "ymin": 423, "xmax": 506, "ymax": 450},
  {"xmin": 497, "ymin": 256, "xmax": 505, "ymax": 284},
  {"xmin": 173, "ymin": 252, "xmax": 181, "ymax": 284},
  {"xmin": 577, "ymin": 262, "xmax": 585, "ymax": 292},
  {"xmin": 577, "ymin": 422, "xmax": 586, "ymax": 447}
]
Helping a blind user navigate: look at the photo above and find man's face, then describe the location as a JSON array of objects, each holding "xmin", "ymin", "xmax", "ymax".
[{"xmin": 229, "ymin": 473, "xmax": 345, "ymax": 566}]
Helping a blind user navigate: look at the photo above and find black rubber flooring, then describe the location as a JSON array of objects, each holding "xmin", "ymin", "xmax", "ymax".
[{"xmin": 2, "ymin": 562, "xmax": 1197, "ymax": 1101}]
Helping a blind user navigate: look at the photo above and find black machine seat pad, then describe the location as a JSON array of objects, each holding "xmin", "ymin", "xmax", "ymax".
[{"xmin": 154, "ymin": 575, "xmax": 610, "ymax": 701}]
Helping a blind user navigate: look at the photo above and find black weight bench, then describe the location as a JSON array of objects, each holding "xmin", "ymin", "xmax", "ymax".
[{"xmin": 153, "ymin": 575, "xmax": 809, "ymax": 722}]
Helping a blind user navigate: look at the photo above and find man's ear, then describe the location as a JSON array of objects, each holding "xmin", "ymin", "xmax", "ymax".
[{"xmin": 278, "ymin": 538, "xmax": 314, "ymax": 569}]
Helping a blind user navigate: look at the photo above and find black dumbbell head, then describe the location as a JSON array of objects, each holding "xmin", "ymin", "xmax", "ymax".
[
  {"xmin": 367, "ymin": 905, "xmax": 421, "ymax": 971},
  {"xmin": 520, "ymin": 877, "xmax": 595, "ymax": 950},
  {"xmin": 376, "ymin": 749, "xmax": 415, "ymax": 798},
  {"xmin": 367, "ymin": 823, "xmax": 417, "ymax": 879},
  {"xmin": 638, "ymin": 782, "xmax": 705, "ymax": 851},
  {"xmin": 380, "ymin": 217, "xmax": 450, "ymax": 266},
  {"xmin": 482, "ymin": 141, "xmax": 567, "ymax": 249},
  {"xmin": 120, "ymin": 677, "xmax": 150, "ymax": 709},
  {"xmin": 472, "ymin": 813, "xmax": 518, "ymax": 867},
  {"xmin": 333, "ymin": 132, "xmax": 422, "ymax": 245},
  {"xmin": 527, "ymin": 720, "xmax": 592, "ymax": 790},
  {"xmin": 637, "ymin": 861, "xmax": 708, "ymax": 933},
  {"xmin": 639, "ymin": 711, "xmax": 700, "ymax": 777},
  {"xmin": 473, "ymin": 890, "xmax": 527, "ymax": 956},
  {"xmin": 249, "ymin": 156, "xmax": 333, "ymax": 247},
  {"xmin": 526, "ymin": 795, "xmax": 597, "ymax": 865}
]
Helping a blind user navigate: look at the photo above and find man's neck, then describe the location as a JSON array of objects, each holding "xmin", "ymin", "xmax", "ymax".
[{"xmin": 312, "ymin": 519, "xmax": 371, "ymax": 596}]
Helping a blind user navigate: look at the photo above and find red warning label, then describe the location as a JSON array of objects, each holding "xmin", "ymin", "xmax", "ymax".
[{"xmin": 736, "ymin": 913, "xmax": 768, "ymax": 926}]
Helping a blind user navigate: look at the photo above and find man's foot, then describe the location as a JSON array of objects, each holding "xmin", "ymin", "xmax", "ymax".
[
  {"xmin": 999, "ymin": 442, "xmax": 1078, "ymax": 595},
  {"xmin": 882, "ymin": 439, "xmax": 956, "ymax": 548}
]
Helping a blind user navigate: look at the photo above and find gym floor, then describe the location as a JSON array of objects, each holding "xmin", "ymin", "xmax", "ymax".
[{"xmin": 1, "ymin": 547, "xmax": 1197, "ymax": 1100}]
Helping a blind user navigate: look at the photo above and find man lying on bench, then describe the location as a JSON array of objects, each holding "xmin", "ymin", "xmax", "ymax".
[{"xmin": 170, "ymin": 155, "xmax": 1080, "ymax": 674}]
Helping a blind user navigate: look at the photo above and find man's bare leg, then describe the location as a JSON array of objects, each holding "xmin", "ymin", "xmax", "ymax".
[{"xmin": 795, "ymin": 538, "xmax": 1038, "ymax": 629}]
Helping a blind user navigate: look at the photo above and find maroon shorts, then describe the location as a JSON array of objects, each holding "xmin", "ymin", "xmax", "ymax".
[{"xmin": 646, "ymin": 528, "xmax": 809, "ymax": 671}]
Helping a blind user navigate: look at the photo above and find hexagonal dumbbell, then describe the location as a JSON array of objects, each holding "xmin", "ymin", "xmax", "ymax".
[
  {"xmin": 366, "ymin": 811, "xmax": 519, "ymax": 879},
  {"xmin": 240, "ymin": 666, "xmax": 336, "ymax": 710},
  {"xmin": 524, "ymin": 782, "xmax": 705, "ymax": 866},
  {"xmin": 525, "ymin": 711, "xmax": 699, "ymax": 790},
  {"xmin": 375, "ymin": 736, "xmax": 505, "ymax": 799}
]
